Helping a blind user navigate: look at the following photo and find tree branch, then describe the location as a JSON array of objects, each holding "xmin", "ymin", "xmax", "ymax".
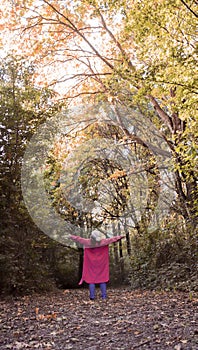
[
  {"xmin": 43, "ymin": 0, "xmax": 115, "ymax": 70},
  {"xmin": 180, "ymin": 0, "xmax": 198, "ymax": 18},
  {"xmin": 96, "ymin": 8, "xmax": 134, "ymax": 70},
  {"xmin": 148, "ymin": 95, "xmax": 174, "ymax": 133},
  {"xmin": 64, "ymin": 90, "xmax": 106, "ymax": 99}
]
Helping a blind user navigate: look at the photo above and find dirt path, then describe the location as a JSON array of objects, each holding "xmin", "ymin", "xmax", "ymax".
[{"xmin": 0, "ymin": 288, "xmax": 197, "ymax": 349}]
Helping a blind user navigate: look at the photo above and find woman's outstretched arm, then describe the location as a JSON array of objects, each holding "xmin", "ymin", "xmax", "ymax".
[{"xmin": 70, "ymin": 235, "xmax": 90, "ymax": 246}]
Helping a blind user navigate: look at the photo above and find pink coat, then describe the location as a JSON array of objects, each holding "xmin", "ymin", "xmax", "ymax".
[{"xmin": 70, "ymin": 235, "xmax": 124, "ymax": 284}]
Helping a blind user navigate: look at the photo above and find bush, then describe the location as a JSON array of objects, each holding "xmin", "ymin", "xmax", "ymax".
[{"xmin": 129, "ymin": 217, "xmax": 198, "ymax": 292}]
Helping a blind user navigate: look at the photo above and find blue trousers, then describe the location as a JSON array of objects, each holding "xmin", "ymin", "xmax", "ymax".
[{"xmin": 89, "ymin": 282, "xmax": 107, "ymax": 300}]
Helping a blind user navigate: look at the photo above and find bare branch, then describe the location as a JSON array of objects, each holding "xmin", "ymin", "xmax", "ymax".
[
  {"xmin": 148, "ymin": 95, "xmax": 174, "ymax": 133},
  {"xmin": 180, "ymin": 0, "xmax": 198, "ymax": 18},
  {"xmin": 65, "ymin": 90, "xmax": 106, "ymax": 99},
  {"xmin": 43, "ymin": 0, "xmax": 115, "ymax": 70},
  {"xmin": 48, "ymin": 72, "xmax": 111, "ymax": 86},
  {"xmin": 96, "ymin": 8, "xmax": 134, "ymax": 70}
]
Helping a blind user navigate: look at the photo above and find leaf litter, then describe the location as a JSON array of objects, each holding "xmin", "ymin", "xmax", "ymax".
[{"xmin": 0, "ymin": 288, "xmax": 197, "ymax": 349}]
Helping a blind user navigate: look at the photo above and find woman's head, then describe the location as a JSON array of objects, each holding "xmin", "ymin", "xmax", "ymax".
[{"xmin": 90, "ymin": 230, "xmax": 104, "ymax": 245}]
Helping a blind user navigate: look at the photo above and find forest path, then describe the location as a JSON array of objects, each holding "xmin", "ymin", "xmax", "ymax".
[{"xmin": 0, "ymin": 287, "xmax": 197, "ymax": 349}]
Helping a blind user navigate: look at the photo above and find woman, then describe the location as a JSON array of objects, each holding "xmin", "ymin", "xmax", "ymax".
[{"xmin": 70, "ymin": 231, "xmax": 124, "ymax": 300}]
